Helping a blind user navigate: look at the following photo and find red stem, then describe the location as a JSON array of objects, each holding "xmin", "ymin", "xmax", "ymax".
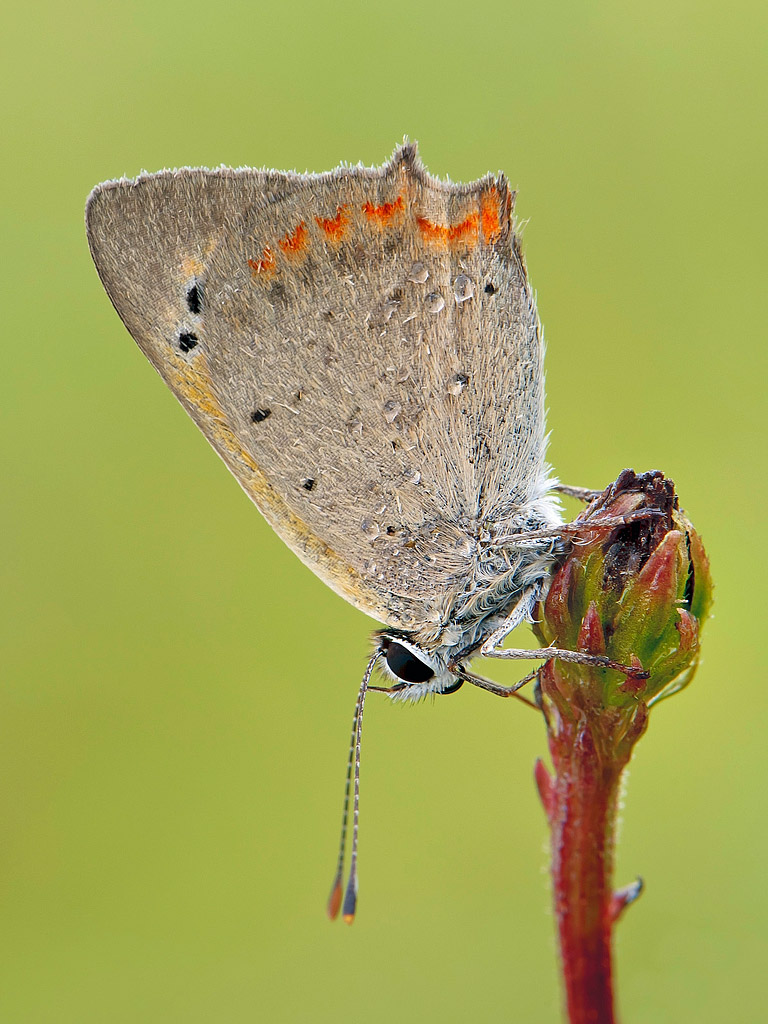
[{"xmin": 542, "ymin": 709, "xmax": 632, "ymax": 1024}]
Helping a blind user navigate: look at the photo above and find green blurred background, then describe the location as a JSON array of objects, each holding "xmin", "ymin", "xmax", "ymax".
[{"xmin": 3, "ymin": 1, "xmax": 766, "ymax": 1020}]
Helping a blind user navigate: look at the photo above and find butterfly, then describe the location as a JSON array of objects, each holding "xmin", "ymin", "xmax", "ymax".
[{"xmin": 86, "ymin": 142, "xmax": 639, "ymax": 919}]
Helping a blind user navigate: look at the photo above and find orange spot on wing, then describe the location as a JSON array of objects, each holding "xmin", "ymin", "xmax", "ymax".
[
  {"xmin": 481, "ymin": 188, "xmax": 502, "ymax": 243},
  {"xmin": 362, "ymin": 194, "xmax": 405, "ymax": 226},
  {"xmin": 316, "ymin": 206, "xmax": 349, "ymax": 241},
  {"xmin": 248, "ymin": 246, "xmax": 275, "ymax": 276},
  {"xmin": 416, "ymin": 217, "xmax": 447, "ymax": 244},
  {"xmin": 448, "ymin": 212, "xmax": 479, "ymax": 244},
  {"xmin": 416, "ymin": 211, "xmax": 479, "ymax": 247},
  {"xmin": 278, "ymin": 220, "xmax": 309, "ymax": 256}
]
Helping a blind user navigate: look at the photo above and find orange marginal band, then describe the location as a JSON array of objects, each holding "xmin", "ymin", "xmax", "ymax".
[
  {"xmin": 416, "ymin": 211, "xmax": 479, "ymax": 247},
  {"xmin": 316, "ymin": 206, "xmax": 349, "ymax": 241},
  {"xmin": 481, "ymin": 187, "xmax": 502, "ymax": 243},
  {"xmin": 278, "ymin": 220, "xmax": 309, "ymax": 256},
  {"xmin": 248, "ymin": 246, "xmax": 275, "ymax": 275},
  {"xmin": 362, "ymin": 194, "xmax": 405, "ymax": 226}
]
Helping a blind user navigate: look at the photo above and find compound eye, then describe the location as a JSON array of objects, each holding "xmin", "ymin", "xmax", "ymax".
[{"xmin": 385, "ymin": 641, "xmax": 435, "ymax": 683}]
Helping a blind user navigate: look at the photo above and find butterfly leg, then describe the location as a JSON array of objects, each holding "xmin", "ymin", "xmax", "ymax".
[
  {"xmin": 493, "ymin": 508, "xmax": 663, "ymax": 549},
  {"xmin": 368, "ymin": 682, "xmax": 407, "ymax": 694},
  {"xmin": 480, "ymin": 590, "xmax": 648, "ymax": 678},
  {"xmin": 552, "ymin": 483, "xmax": 603, "ymax": 502},
  {"xmin": 451, "ymin": 664, "xmax": 540, "ymax": 707}
]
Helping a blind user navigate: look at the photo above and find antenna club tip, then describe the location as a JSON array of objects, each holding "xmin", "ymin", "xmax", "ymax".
[
  {"xmin": 342, "ymin": 885, "xmax": 357, "ymax": 921},
  {"xmin": 327, "ymin": 879, "xmax": 343, "ymax": 921}
]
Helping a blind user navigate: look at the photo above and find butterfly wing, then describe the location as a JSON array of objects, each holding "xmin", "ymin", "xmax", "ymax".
[{"xmin": 86, "ymin": 143, "xmax": 552, "ymax": 635}]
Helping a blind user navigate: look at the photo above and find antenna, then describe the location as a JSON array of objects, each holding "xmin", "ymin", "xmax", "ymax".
[{"xmin": 327, "ymin": 651, "xmax": 381, "ymax": 923}]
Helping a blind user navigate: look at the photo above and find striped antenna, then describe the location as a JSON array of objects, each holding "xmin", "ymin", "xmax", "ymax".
[{"xmin": 326, "ymin": 651, "xmax": 381, "ymax": 923}]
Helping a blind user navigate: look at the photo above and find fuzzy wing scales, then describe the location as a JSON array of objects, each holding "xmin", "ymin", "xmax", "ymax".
[{"xmin": 85, "ymin": 144, "xmax": 551, "ymax": 634}]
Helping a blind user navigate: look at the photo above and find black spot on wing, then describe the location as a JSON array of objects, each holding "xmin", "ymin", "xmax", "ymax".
[
  {"xmin": 251, "ymin": 408, "xmax": 272, "ymax": 423},
  {"xmin": 186, "ymin": 283, "xmax": 202, "ymax": 313},
  {"xmin": 178, "ymin": 332, "xmax": 198, "ymax": 353}
]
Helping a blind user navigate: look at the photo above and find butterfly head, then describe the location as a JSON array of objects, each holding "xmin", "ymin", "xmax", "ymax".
[{"xmin": 374, "ymin": 632, "xmax": 464, "ymax": 700}]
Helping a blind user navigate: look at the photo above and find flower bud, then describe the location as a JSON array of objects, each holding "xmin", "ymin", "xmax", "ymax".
[{"xmin": 534, "ymin": 469, "xmax": 712, "ymax": 711}]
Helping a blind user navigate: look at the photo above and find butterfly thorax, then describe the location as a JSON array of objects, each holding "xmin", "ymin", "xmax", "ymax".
[{"xmin": 405, "ymin": 486, "xmax": 563, "ymax": 649}]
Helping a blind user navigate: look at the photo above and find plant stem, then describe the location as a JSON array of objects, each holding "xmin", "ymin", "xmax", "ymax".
[
  {"xmin": 536, "ymin": 673, "xmax": 648, "ymax": 1024},
  {"xmin": 529, "ymin": 470, "xmax": 711, "ymax": 1022}
]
